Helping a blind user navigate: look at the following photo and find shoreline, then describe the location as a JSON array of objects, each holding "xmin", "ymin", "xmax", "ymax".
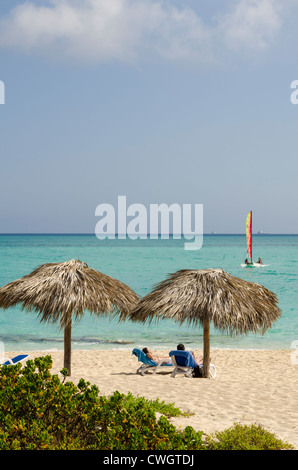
[
  {"xmin": 4, "ymin": 348, "xmax": 298, "ymax": 449},
  {"xmin": 3, "ymin": 343, "xmax": 294, "ymax": 353}
]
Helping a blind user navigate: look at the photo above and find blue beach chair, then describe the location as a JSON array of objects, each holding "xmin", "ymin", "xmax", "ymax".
[
  {"xmin": 132, "ymin": 348, "xmax": 173, "ymax": 376},
  {"xmin": 169, "ymin": 350, "xmax": 216, "ymax": 378},
  {"xmin": 0, "ymin": 354, "xmax": 29, "ymax": 366}
]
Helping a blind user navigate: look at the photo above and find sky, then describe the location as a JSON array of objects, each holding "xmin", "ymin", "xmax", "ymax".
[{"xmin": 0, "ymin": 0, "xmax": 298, "ymax": 234}]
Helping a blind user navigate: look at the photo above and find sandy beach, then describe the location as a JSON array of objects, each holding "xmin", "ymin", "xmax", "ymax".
[{"xmin": 7, "ymin": 348, "xmax": 298, "ymax": 449}]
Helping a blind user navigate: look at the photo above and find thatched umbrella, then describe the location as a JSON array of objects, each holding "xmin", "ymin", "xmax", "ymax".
[
  {"xmin": 126, "ymin": 268, "xmax": 281, "ymax": 378},
  {"xmin": 0, "ymin": 259, "xmax": 139, "ymax": 375}
]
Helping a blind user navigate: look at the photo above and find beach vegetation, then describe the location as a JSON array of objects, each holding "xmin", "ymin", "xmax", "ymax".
[
  {"xmin": 0, "ymin": 356, "xmax": 293, "ymax": 450},
  {"xmin": 120, "ymin": 392, "xmax": 193, "ymax": 418},
  {"xmin": 205, "ymin": 422, "xmax": 294, "ymax": 450},
  {"xmin": 0, "ymin": 356, "xmax": 204, "ymax": 450}
]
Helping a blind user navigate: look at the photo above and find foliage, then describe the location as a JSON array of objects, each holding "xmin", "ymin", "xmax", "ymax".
[
  {"xmin": 120, "ymin": 392, "xmax": 193, "ymax": 418},
  {"xmin": 0, "ymin": 356, "xmax": 205, "ymax": 450},
  {"xmin": 205, "ymin": 422, "xmax": 294, "ymax": 450},
  {"xmin": 0, "ymin": 357, "xmax": 294, "ymax": 450}
]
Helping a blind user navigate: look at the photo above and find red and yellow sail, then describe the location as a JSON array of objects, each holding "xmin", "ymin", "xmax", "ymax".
[{"xmin": 246, "ymin": 211, "xmax": 252, "ymax": 260}]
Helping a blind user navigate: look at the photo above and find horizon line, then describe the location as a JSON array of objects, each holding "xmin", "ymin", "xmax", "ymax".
[{"xmin": 0, "ymin": 232, "xmax": 298, "ymax": 236}]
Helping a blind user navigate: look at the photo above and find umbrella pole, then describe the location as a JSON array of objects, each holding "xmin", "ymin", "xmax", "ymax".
[
  {"xmin": 64, "ymin": 320, "xmax": 72, "ymax": 376},
  {"xmin": 202, "ymin": 318, "xmax": 210, "ymax": 378}
]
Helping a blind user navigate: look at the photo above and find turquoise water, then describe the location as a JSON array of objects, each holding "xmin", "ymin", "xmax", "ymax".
[{"xmin": 0, "ymin": 234, "xmax": 297, "ymax": 351}]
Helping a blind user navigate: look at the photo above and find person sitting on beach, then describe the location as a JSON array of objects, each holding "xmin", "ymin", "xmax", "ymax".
[
  {"xmin": 142, "ymin": 347, "xmax": 171, "ymax": 365},
  {"xmin": 176, "ymin": 343, "xmax": 203, "ymax": 365},
  {"xmin": 257, "ymin": 257, "xmax": 263, "ymax": 264}
]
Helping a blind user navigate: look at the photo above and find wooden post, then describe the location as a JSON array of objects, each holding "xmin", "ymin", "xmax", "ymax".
[
  {"xmin": 64, "ymin": 321, "xmax": 72, "ymax": 376},
  {"xmin": 202, "ymin": 318, "xmax": 210, "ymax": 378}
]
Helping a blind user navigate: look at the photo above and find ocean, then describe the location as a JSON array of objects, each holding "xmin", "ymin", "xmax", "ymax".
[{"xmin": 0, "ymin": 234, "xmax": 297, "ymax": 352}]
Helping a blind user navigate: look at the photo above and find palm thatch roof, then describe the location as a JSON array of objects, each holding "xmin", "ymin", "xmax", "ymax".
[
  {"xmin": 127, "ymin": 268, "xmax": 281, "ymax": 336},
  {"xmin": 0, "ymin": 259, "xmax": 139, "ymax": 375},
  {"xmin": 0, "ymin": 259, "xmax": 139, "ymax": 328},
  {"xmin": 128, "ymin": 268, "xmax": 281, "ymax": 378}
]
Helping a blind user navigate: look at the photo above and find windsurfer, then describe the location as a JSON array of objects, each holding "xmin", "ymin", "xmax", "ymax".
[{"xmin": 257, "ymin": 257, "xmax": 263, "ymax": 264}]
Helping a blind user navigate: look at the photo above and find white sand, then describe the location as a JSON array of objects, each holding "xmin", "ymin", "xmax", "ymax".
[{"xmin": 7, "ymin": 348, "xmax": 298, "ymax": 449}]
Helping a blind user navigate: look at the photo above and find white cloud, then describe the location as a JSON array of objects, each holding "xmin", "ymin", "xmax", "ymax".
[
  {"xmin": 0, "ymin": 0, "xmax": 288, "ymax": 63},
  {"xmin": 218, "ymin": 0, "xmax": 282, "ymax": 51}
]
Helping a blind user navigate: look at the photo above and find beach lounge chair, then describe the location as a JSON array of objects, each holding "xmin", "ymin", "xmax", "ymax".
[
  {"xmin": 132, "ymin": 348, "xmax": 173, "ymax": 376},
  {"xmin": 169, "ymin": 350, "xmax": 216, "ymax": 379},
  {"xmin": 0, "ymin": 354, "xmax": 29, "ymax": 366}
]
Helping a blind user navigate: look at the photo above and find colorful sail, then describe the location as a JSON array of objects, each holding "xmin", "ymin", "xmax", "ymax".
[{"xmin": 246, "ymin": 211, "xmax": 252, "ymax": 260}]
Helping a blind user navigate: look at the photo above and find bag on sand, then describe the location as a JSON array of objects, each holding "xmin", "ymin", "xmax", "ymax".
[{"xmin": 192, "ymin": 365, "xmax": 203, "ymax": 378}]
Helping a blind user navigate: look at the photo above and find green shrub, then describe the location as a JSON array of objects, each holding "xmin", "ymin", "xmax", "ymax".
[
  {"xmin": 120, "ymin": 392, "xmax": 193, "ymax": 418},
  {"xmin": 1, "ymin": 357, "xmax": 293, "ymax": 451},
  {"xmin": 0, "ymin": 356, "xmax": 205, "ymax": 450},
  {"xmin": 206, "ymin": 422, "xmax": 294, "ymax": 450}
]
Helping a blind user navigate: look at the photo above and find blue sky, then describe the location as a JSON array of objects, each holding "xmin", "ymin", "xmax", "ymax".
[{"xmin": 0, "ymin": 0, "xmax": 298, "ymax": 234}]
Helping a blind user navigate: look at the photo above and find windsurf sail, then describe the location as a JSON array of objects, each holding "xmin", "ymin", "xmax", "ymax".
[{"xmin": 246, "ymin": 211, "xmax": 252, "ymax": 261}]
